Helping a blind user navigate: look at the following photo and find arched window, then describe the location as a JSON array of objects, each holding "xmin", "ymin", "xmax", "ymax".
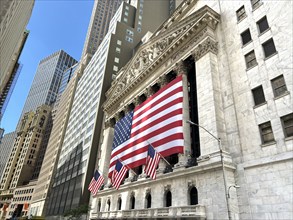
[
  {"xmin": 189, "ymin": 187, "xmax": 198, "ymax": 205},
  {"xmin": 165, "ymin": 190, "xmax": 172, "ymax": 207},
  {"xmin": 107, "ymin": 199, "xmax": 111, "ymax": 211},
  {"xmin": 97, "ymin": 200, "xmax": 101, "ymax": 212},
  {"xmin": 146, "ymin": 193, "xmax": 151, "ymax": 208},
  {"xmin": 130, "ymin": 195, "xmax": 135, "ymax": 209},
  {"xmin": 117, "ymin": 197, "xmax": 122, "ymax": 210}
]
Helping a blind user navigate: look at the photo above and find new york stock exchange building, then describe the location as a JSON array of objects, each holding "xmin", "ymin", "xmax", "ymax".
[{"xmin": 89, "ymin": 0, "xmax": 292, "ymax": 219}]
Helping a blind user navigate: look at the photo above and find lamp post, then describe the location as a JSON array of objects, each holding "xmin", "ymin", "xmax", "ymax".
[{"xmin": 186, "ymin": 120, "xmax": 232, "ymax": 220}]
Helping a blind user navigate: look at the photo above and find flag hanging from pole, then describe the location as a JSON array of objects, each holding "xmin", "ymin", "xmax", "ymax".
[
  {"xmin": 112, "ymin": 159, "xmax": 129, "ymax": 189},
  {"xmin": 88, "ymin": 170, "xmax": 105, "ymax": 195},
  {"xmin": 108, "ymin": 75, "xmax": 184, "ymax": 179},
  {"xmin": 145, "ymin": 144, "xmax": 161, "ymax": 179}
]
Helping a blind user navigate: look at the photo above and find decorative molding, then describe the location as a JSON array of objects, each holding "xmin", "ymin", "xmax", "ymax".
[
  {"xmin": 145, "ymin": 188, "xmax": 151, "ymax": 195},
  {"xmin": 188, "ymin": 180, "xmax": 195, "ymax": 188},
  {"xmin": 164, "ymin": 184, "xmax": 171, "ymax": 192},
  {"xmin": 173, "ymin": 60, "xmax": 188, "ymax": 75},
  {"xmin": 103, "ymin": 6, "xmax": 220, "ymax": 117},
  {"xmin": 192, "ymin": 37, "xmax": 218, "ymax": 61}
]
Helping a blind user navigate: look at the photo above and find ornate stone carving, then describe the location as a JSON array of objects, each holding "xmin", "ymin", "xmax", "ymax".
[
  {"xmin": 172, "ymin": 27, "xmax": 208, "ymax": 61},
  {"xmin": 188, "ymin": 180, "xmax": 194, "ymax": 188},
  {"xmin": 146, "ymin": 188, "xmax": 151, "ymax": 194},
  {"xmin": 192, "ymin": 37, "xmax": 218, "ymax": 61},
  {"xmin": 104, "ymin": 6, "xmax": 220, "ymax": 116},
  {"xmin": 158, "ymin": 75, "xmax": 168, "ymax": 87},
  {"xmin": 164, "ymin": 184, "xmax": 171, "ymax": 192},
  {"xmin": 145, "ymin": 87, "xmax": 154, "ymax": 97},
  {"xmin": 173, "ymin": 61, "xmax": 188, "ymax": 75}
]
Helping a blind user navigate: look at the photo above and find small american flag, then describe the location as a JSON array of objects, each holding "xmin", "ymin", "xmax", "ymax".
[
  {"xmin": 112, "ymin": 159, "xmax": 129, "ymax": 189},
  {"xmin": 145, "ymin": 144, "xmax": 161, "ymax": 179},
  {"xmin": 108, "ymin": 75, "xmax": 184, "ymax": 179},
  {"xmin": 88, "ymin": 170, "xmax": 104, "ymax": 195}
]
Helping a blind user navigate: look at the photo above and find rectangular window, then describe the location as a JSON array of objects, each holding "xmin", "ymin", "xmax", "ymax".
[
  {"xmin": 123, "ymin": 17, "xmax": 128, "ymax": 22},
  {"xmin": 281, "ymin": 113, "xmax": 293, "ymax": 138},
  {"xmin": 116, "ymin": 47, "xmax": 121, "ymax": 53},
  {"xmin": 114, "ymin": 58, "xmax": 119, "ymax": 63},
  {"xmin": 117, "ymin": 40, "xmax": 122, "ymax": 45},
  {"xmin": 236, "ymin": 6, "xmax": 246, "ymax": 21},
  {"xmin": 259, "ymin": 121, "xmax": 274, "ymax": 144},
  {"xmin": 251, "ymin": 0, "xmax": 262, "ymax": 9},
  {"xmin": 257, "ymin": 16, "xmax": 269, "ymax": 34},
  {"xmin": 252, "ymin": 86, "xmax": 266, "ymax": 106},
  {"xmin": 113, "ymin": 66, "xmax": 118, "ymax": 71},
  {"xmin": 126, "ymin": 29, "xmax": 134, "ymax": 36},
  {"xmin": 262, "ymin": 38, "xmax": 277, "ymax": 58},
  {"xmin": 245, "ymin": 50, "xmax": 257, "ymax": 69},
  {"xmin": 241, "ymin": 29, "xmax": 252, "ymax": 46},
  {"xmin": 125, "ymin": 36, "xmax": 133, "ymax": 43},
  {"xmin": 271, "ymin": 75, "xmax": 287, "ymax": 97}
]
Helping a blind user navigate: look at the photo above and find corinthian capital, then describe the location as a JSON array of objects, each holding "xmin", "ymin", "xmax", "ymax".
[{"xmin": 192, "ymin": 37, "xmax": 218, "ymax": 61}]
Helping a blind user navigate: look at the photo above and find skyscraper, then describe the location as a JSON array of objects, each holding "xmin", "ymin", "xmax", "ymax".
[
  {"xmin": 0, "ymin": 0, "xmax": 34, "ymax": 120},
  {"xmin": 81, "ymin": 0, "xmax": 124, "ymax": 65},
  {"xmin": 46, "ymin": 1, "xmax": 173, "ymax": 218},
  {"xmin": 17, "ymin": 50, "xmax": 77, "ymax": 129},
  {"xmin": 0, "ymin": 132, "xmax": 16, "ymax": 179}
]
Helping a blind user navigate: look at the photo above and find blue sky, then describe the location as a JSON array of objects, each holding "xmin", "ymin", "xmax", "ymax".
[{"xmin": 1, "ymin": 0, "xmax": 94, "ymax": 134}]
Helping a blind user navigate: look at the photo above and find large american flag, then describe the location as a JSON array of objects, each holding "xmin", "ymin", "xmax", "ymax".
[
  {"xmin": 88, "ymin": 170, "xmax": 104, "ymax": 195},
  {"xmin": 145, "ymin": 144, "xmax": 161, "ymax": 179},
  {"xmin": 108, "ymin": 75, "xmax": 184, "ymax": 179},
  {"xmin": 112, "ymin": 159, "xmax": 129, "ymax": 189}
]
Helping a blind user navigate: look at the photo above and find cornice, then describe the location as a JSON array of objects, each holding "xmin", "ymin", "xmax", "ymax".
[{"xmin": 103, "ymin": 6, "xmax": 220, "ymax": 117}]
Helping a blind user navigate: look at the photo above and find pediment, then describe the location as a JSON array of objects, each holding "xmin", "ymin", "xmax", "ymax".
[{"xmin": 103, "ymin": 5, "xmax": 220, "ymax": 115}]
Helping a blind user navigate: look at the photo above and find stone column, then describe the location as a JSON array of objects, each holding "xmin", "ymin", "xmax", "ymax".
[
  {"xmin": 191, "ymin": 37, "xmax": 227, "ymax": 156},
  {"xmin": 100, "ymin": 119, "xmax": 115, "ymax": 188},
  {"xmin": 173, "ymin": 61, "xmax": 192, "ymax": 168}
]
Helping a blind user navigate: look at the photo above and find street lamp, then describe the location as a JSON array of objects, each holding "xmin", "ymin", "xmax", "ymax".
[{"xmin": 186, "ymin": 120, "xmax": 231, "ymax": 220}]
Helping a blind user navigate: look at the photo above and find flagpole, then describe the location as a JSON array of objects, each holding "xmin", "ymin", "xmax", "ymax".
[{"xmin": 147, "ymin": 140, "xmax": 172, "ymax": 167}]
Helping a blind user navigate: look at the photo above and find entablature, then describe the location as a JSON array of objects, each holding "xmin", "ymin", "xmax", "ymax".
[{"xmin": 103, "ymin": 5, "xmax": 220, "ymax": 119}]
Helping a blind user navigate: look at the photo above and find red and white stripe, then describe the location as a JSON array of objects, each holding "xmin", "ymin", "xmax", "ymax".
[
  {"xmin": 145, "ymin": 152, "xmax": 161, "ymax": 179},
  {"xmin": 108, "ymin": 75, "xmax": 184, "ymax": 178},
  {"xmin": 88, "ymin": 176, "xmax": 104, "ymax": 195},
  {"xmin": 112, "ymin": 166, "xmax": 129, "ymax": 189}
]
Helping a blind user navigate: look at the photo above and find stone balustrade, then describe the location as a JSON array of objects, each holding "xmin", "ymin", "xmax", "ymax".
[{"xmin": 91, "ymin": 205, "xmax": 206, "ymax": 219}]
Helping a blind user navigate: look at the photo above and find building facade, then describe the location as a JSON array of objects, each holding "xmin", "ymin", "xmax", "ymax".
[
  {"xmin": 17, "ymin": 50, "xmax": 77, "ymax": 129},
  {"xmin": 46, "ymin": 1, "xmax": 173, "ymax": 218},
  {"xmin": 0, "ymin": 0, "xmax": 34, "ymax": 116},
  {"xmin": 0, "ymin": 105, "xmax": 52, "ymax": 219},
  {"xmin": 0, "ymin": 132, "xmax": 17, "ymax": 180},
  {"xmin": 58, "ymin": 63, "xmax": 79, "ymax": 94},
  {"xmin": 29, "ymin": 72, "xmax": 81, "ymax": 217},
  {"xmin": 81, "ymin": 0, "xmax": 124, "ymax": 65},
  {"xmin": 89, "ymin": 0, "xmax": 292, "ymax": 219}
]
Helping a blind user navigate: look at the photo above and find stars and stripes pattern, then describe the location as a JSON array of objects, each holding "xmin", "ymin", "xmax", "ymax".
[
  {"xmin": 144, "ymin": 144, "xmax": 161, "ymax": 179},
  {"xmin": 111, "ymin": 160, "xmax": 129, "ymax": 189},
  {"xmin": 108, "ymin": 75, "xmax": 184, "ymax": 179},
  {"xmin": 88, "ymin": 170, "xmax": 104, "ymax": 195}
]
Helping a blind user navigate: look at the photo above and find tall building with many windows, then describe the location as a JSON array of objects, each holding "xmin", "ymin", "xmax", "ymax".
[
  {"xmin": 16, "ymin": 50, "xmax": 77, "ymax": 129},
  {"xmin": 88, "ymin": 0, "xmax": 292, "ymax": 219},
  {"xmin": 0, "ymin": 0, "xmax": 34, "ymax": 120},
  {"xmin": 45, "ymin": 1, "xmax": 173, "ymax": 218},
  {"xmin": 0, "ymin": 132, "xmax": 16, "ymax": 180},
  {"xmin": 0, "ymin": 105, "xmax": 52, "ymax": 219},
  {"xmin": 81, "ymin": 0, "xmax": 124, "ymax": 66}
]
